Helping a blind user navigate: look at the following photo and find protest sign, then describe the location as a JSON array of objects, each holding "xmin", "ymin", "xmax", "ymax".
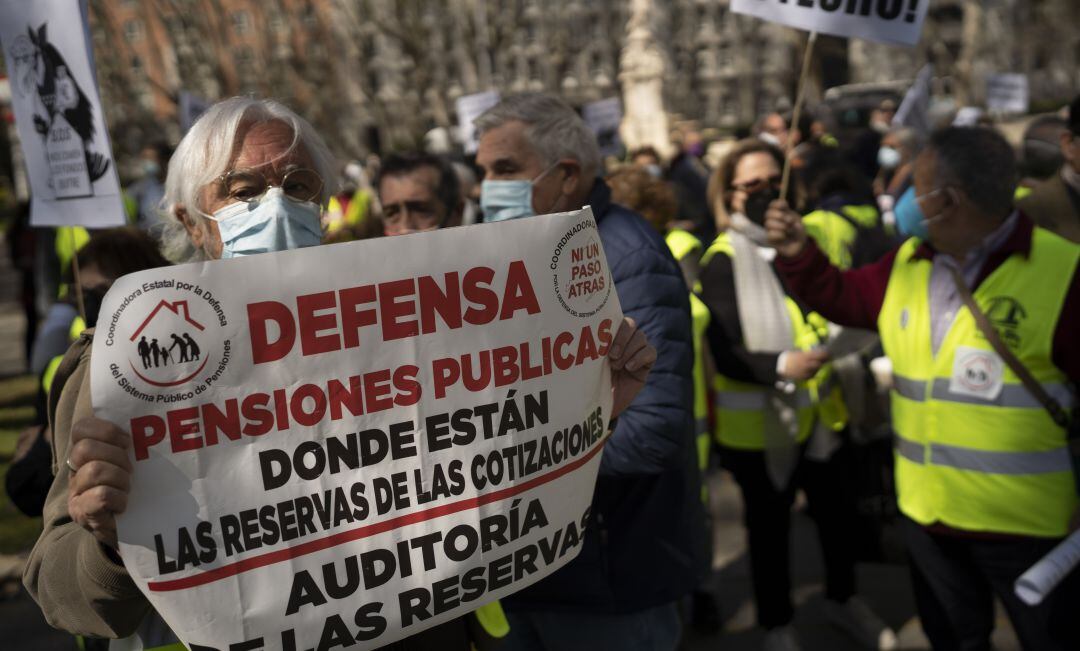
[
  {"xmin": 893, "ymin": 64, "xmax": 933, "ymax": 134},
  {"xmin": 582, "ymin": 97, "xmax": 624, "ymax": 159},
  {"xmin": 0, "ymin": 0, "xmax": 125, "ymax": 227},
  {"xmin": 456, "ymin": 91, "xmax": 500, "ymax": 154},
  {"xmin": 180, "ymin": 91, "xmax": 212, "ymax": 135},
  {"xmin": 731, "ymin": 0, "xmax": 929, "ymax": 47},
  {"xmin": 986, "ymin": 73, "xmax": 1029, "ymax": 115},
  {"xmin": 92, "ymin": 208, "xmax": 622, "ymax": 650}
]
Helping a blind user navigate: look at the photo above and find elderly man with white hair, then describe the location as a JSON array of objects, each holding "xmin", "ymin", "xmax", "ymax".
[
  {"xmin": 20, "ymin": 97, "xmax": 340, "ymax": 651},
  {"xmin": 24, "ymin": 96, "xmax": 658, "ymax": 651},
  {"xmin": 474, "ymin": 93, "xmax": 702, "ymax": 651}
]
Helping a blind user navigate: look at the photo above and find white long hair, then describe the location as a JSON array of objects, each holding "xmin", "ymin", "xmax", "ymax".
[{"xmin": 159, "ymin": 97, "xmax": 339, "ymax": 262}]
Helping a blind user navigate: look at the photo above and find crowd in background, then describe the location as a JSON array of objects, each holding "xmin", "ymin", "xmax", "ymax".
[{"xmin": 4, "ymin": 88, "xmax": 1080, "ymax": 651}]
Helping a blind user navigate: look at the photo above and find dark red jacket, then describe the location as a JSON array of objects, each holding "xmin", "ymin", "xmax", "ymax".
[{"xmin": 774, "ymin": 214, "xmax": 1080, "ymax": 382}]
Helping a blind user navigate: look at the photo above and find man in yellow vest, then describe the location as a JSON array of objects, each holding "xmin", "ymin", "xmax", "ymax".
[{"xmin": 768, "ymin": 125, "xmax": 1080, "ymax": 650}]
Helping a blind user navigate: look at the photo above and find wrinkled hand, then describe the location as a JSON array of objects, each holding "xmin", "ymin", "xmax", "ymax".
[
  {"xmin": 764, "ymin": 199, "xmax": 808, "ymax": 258},
  {"xmin": 780, "ymin": 349, "xmax": 830, "ymax": 382},
  {"xmin": 67, "ymin": 417, "xmax": 132, "ymax": 550},
  {"xmin": 608, "ymin": 317, "xmax": 657, "ymax": 419}
]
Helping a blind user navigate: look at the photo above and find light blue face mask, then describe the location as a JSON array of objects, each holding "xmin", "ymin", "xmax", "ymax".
[
  {"xmin": 209, "ymin": 187, "xmax": 323, "ymax": 258},
  {"xmin": 480, "ymin": 163, "xmax": 560, "ymax": 223},
  {"xmin": 894, "ymin": 186, "xmax": 943, "ymax": 240}
]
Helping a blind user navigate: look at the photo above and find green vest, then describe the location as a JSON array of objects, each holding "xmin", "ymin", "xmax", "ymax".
[
  {"xmin": 666, "ymin": 229, "xmax": 710, "ymax": 471},
  {"xmin": 701, "ymin": 234, "xmax": 840, "ymax": 449},
  {"xmin": 879, "ymin": 230, "xmax": 1079, "ymax": 537}
]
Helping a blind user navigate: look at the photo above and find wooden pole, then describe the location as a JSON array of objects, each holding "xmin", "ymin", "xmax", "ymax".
[
  {"xmin": 780, "ymin": 31, "xmax": 818, "ymax": 201},
  {"xmin": 69, "ymin": 227, "xmax": 87, "ymax": 324}
]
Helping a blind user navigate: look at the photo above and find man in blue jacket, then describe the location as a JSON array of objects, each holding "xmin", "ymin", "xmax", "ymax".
[{"xmin": 475, "ymin": 93, "xmax": 703, "ymax": 650}]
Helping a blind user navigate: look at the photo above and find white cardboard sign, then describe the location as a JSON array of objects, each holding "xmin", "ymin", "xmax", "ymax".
[
  {"xmin": 731, "ymin": 0, "xmax": 929, "ymax": 47},
  {"xmin": 985, "ymin": 73, "xmax": 1029, "ymax": 115},
  {"xmin": 0, "ymin": 0, "xmax": 125, "ymax": 227},
  {"xmin": 92, "ymin": 209, "xmax": 622, "ymax": 650},
  {"xmin": 583, "ymin": 97, "xmax": 624, "ymax": 159},
  {"xmin": 456, "ymin": 91, "xmax": 500, "ymax": 155}
]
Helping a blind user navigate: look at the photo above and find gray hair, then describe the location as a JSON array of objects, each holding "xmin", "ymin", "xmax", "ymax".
[
  {"xmin": 159, "ymin": 97, "xmax": 339, "ymax": 262},
  {"xmin": 927, "ymin": 126, "xmax": 1017, "ymax": 220},
  {"xmin": 887, "ymin": 126, "xmax": 924, "ymax": 157},
  {"xmin": 474, "ymin": 93, "xmax": 601, "ymax": 179}
]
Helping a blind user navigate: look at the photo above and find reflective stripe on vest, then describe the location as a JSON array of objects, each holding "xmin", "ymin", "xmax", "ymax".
[
  {"xmin": 879, "ymin": 230, "xmax": 1080, "ymax": 537},
  {"xmin": 895, "ymin": 433, "xmax": 1072, "ymax": 475},
  {"xmin": 892, "ymin": 374, "xmax": 1074, "ymax": 410}
]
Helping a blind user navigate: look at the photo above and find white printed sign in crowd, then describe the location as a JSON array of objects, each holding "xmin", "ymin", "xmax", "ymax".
[
  {"xmin": 0, "ymin": 0, "xmax": 125, "ymax": 227},
  {"xmin": 91, "ymin": 208, "xmax": 622, "ymax": 650},
  {"xmin": 731, "ymin": 0, "xmax": 930, "ymax": 47}
]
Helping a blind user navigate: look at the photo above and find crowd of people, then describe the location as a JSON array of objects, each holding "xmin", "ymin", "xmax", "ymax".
[{"xmin": 4, "ymin": 88, "xmax": 1080, "ymax": 651}]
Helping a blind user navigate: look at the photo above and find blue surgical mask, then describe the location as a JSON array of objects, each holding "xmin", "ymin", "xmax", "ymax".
[
  {"xmin": 480, "ymin": 163, "xmax": 560, "ymax": 223},
  {"xmin": 209, "ymin": 187, "xmax": 323, "ymax": 258},
  {"xmin": 877, "ymin": 146, "xmax": 901, "ymax": 170},
  {"xmin": 894, "ymin": 186, "xmax": 943, "ymax": 240}
]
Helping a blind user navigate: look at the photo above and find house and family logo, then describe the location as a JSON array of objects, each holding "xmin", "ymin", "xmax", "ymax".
[{"xmin": 103, "ymin": 278, "xmax": 231, "ymax": 403}]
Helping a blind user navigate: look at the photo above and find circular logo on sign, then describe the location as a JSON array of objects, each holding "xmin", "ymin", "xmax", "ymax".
[
  {"xmin": 102, "ymin": 279, "xmax": 231, "ymax": 401},
  {"xmin": 550, "ymin": 219, "xmax": 612, "ymax": 318}
]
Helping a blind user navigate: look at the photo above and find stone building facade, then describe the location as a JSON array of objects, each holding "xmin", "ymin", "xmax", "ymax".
[{"xmin": 84, "ymin": 0, "xmax": 1080, "ymax": 164}]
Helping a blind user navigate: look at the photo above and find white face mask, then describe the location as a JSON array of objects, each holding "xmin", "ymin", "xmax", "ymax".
[{"xmin": 208, "ymin": 187, "xmax": 323, "ymax": 258}]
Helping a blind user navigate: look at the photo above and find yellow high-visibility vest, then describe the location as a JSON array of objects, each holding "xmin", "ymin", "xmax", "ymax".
[
  {"xmin": 55, "ymin": 226, "xmax": 90, "ymax": 299},
  {"xmin": 803, "ymin": 204, "xmax": 879, "ymax": 272},
  {"xmin": 700, "ymin": 234, "xmax": 843, "ymax": 449},
  {"xmin": 665, "ymin": 229, "xmax": 710, "ymax": 472},
  {"xmin": 879, "ymin": 229, "xmax": 1079, "ymax": 537}
]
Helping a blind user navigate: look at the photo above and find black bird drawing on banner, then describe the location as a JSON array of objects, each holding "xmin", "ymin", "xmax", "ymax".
[{"xmin": 26, "ymin": 23, "xmax": 110, "ymax": 182}]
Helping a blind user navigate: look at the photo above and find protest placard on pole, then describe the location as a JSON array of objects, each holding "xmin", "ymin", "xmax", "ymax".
[
  {"xmin": 985, "ymin": 73, "xmax": 1029, "ymax": 115},
  {"xmin": 92, "ymin": 208, "xmax": 622, "ymax": 649},
  {"xmin": 583, "ymin": 97, "xmax": 624, "ymax": 159},
  {"xmin": 0, "ymin": 0, "xmax": 125, "ymax": 228},
  {"xmin": 456, "ymin": 91, "xmax": 500, "ymax": 155},
  {"xmin": 730, "ymin": 0, "xmax": 929, "ymax": 47}
]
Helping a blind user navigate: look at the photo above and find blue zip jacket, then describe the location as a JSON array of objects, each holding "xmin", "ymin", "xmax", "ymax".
[{"xmin": 505, "ymin": 179, "xmax": 704, "ymax": 614}]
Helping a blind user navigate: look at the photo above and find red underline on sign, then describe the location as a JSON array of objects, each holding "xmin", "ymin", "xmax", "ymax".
[{"xmin": 147, "ymin": 435, "xmax": 608, "ymax": 592}]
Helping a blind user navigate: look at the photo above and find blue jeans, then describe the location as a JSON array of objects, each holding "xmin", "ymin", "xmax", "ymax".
[{"xmin": 502, "ymin": 603, "xmax": 681, "ymax": 651}]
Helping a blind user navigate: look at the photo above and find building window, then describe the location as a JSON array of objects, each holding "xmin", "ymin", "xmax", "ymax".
[
  {"xmin": 234, "ymin": 46, "xmax": 254, "ymax": 67},
  {"xmin": 130, "ymin": 55, "xmax": 144, "ymax": 77},
  {"xmin": 124, "ymin": 19, "xmax": 144, "ymax": 43},
  {"xmin": 232, "ymin": 11, "xmax": 251, "ymax": 35},
  {"xmin": 302, "ymin": 2, "xmax": 318, "ymax": 28},
  {"xmin": 268, "ymin": 13, "xmax": 285, "ymax": 33}
]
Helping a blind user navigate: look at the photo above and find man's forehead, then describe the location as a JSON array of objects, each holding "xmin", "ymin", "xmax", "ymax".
[
  {"xmin": 232, "ymin": 122, "xmax": 310, "ymax": 170},
  {"xmin": 476, "ymin": 121, "xmax": 534, "ymax": 166},
  {"xmin": 380, "ymin": 167, "xmax": 439, "ymax": 199}
]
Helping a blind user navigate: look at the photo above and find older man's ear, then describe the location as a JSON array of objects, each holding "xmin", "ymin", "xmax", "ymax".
[{"xmin": 559, "ymin": 159, "xmax": 583, "ymax": 196}]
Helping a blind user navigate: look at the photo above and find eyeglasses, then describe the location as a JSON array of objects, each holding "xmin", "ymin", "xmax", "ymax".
[
  {"xmin": 217, "ymin": 167, "xmax": 323, "ymax": 203},
  {"xmin": 731, "ymin": 174, "xmax": 782, "ymax": 194}
]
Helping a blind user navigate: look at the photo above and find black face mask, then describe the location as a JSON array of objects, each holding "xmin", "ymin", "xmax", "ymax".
[{"xmin": 743, "ymin": 187, "xmax": 779, "ymax": 226}]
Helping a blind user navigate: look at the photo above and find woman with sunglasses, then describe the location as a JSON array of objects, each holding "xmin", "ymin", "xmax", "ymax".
[{"xmin": 698, "ymin": 139, "xmax": 894, "ymax": 651}]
